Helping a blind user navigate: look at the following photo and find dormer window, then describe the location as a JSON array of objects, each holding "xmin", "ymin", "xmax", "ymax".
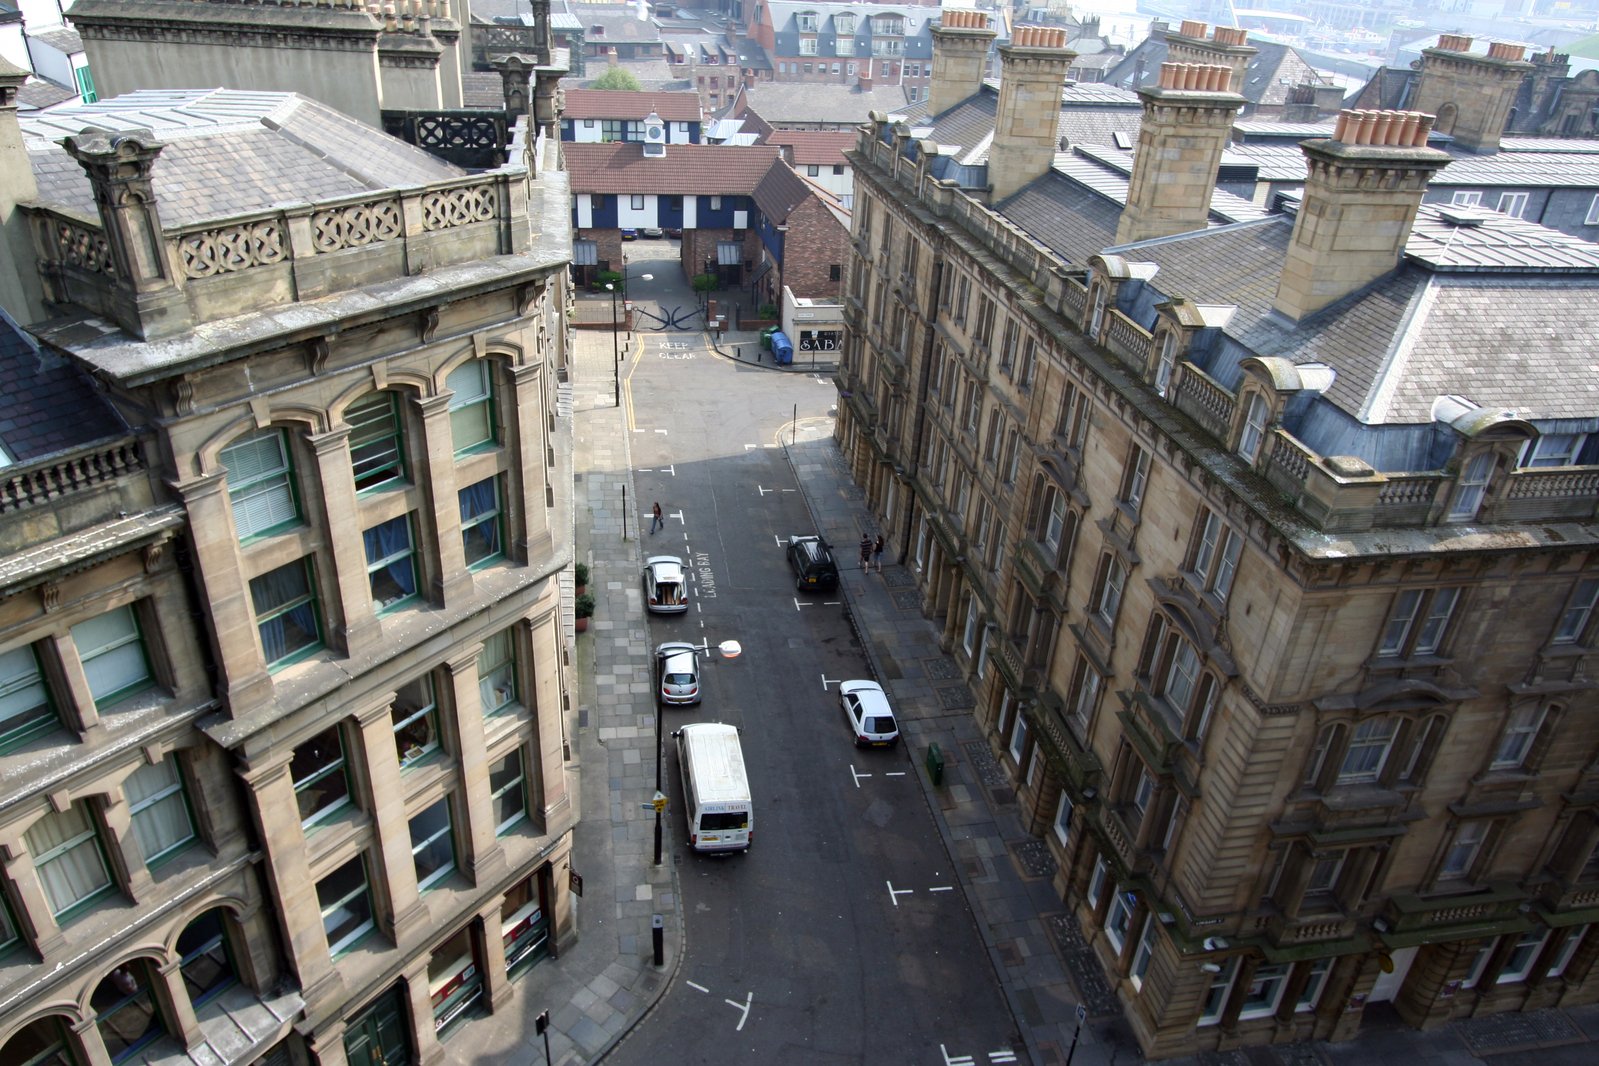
[
  {"xmin": 1521, "ymin": 433, "xmax": 1587, "ymax": 468},
  {"xmin": 1446, "ymin": 450, "xmax": 1497, "ymax": 522},
  {"xmin": 836, "ymin": 14, "xmax": 856, "ymax": 35},
  {"xmin": 1153, "ymin": 331, "xmax": 1178, "ymax": 397},
  {"xmin": 1236, "ymin": 393, "xmax": 1269, "ymax": 463},
  {"xmin": 797, "ymin": 12, "xmax": 819, "ymax": 33}
]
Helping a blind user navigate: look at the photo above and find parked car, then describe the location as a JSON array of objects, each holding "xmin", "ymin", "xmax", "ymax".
[
  {"xmin": 839, "ymin": 680, "xmax": 899, "ymax": 748},
  {"xmin": 641, "ymin": 226, "xmax": 664, "ymax": 238},
  {"xmin": 642, "ymin": 555, "xmax": 688, "ymax": 613},
  {"xmin": 620, "ymin": 228, "xmax": 639, "ymax": 241},
  {"xmin": 664, "ymin": 227, "xmax": 683, "ymax": 239},
  {"xmin": 786, "ymin": 535, "xmax": 839, "ymax": 592},
  {"xmin": 655, "ymin": 642, "xmax": 701, "ymax": 705}
]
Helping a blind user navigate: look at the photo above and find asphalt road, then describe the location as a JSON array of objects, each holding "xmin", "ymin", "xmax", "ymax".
[{"xmin": 605, "ymin": 250, "xmax": 1020, "ymax": 1065}]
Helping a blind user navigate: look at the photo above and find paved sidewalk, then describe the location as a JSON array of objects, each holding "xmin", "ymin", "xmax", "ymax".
[{"xmin": 521, "ymin": 314, "xmax": 1599, "ymax": 1066}]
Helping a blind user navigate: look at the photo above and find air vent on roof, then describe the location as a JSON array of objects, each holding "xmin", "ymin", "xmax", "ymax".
[
  {"xmin": 1113, "ymin": 131, "xmax": 1132, "ymax": 149},
  {"xmin": 1272, "ymin": 191, "xmax": 1301, "ymax": 217},
  {"xmin": 1437, "ymin": 207, "xmax": 1487, "ymax": 227}
]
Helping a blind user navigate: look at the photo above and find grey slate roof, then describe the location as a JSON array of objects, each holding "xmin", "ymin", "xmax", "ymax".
[
  {"xmin": 21, "ymin": 89, "xmax": 464, "ymax": 227},
  {"xmin": 1102, "ymin": 29, "xmax": 1325, "ymax": 109},
  {"xmin": 736, "ymin": 81, "xmax": 912, "ymax": 127},
  {"xmin": 0, "ymin": 306, "xmax": 128, "ymax": 464},
  {"xmin": 996, "ymin": 169, "xmax": 1122, "ymax": 268},
  {"xmin": 919, "ymin": 83, "xmax": 1143, "ymax": 161}
]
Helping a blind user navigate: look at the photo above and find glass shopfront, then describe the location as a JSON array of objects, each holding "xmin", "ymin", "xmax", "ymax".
[
  {"xmin": 427, "ymin": 927, "xmax": 483, "ymax": 1038},
  {"xmin": 501, "ymin": 874, "xmax": 551, "ymax": 979}
]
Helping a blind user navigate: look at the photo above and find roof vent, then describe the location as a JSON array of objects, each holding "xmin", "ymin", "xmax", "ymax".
[{"xmin": 1437, "ymin": 207, "xmax": 1486, "ymax": 226}]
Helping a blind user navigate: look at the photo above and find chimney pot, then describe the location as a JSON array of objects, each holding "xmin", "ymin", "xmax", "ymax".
[
  {"xmin": 1180, "ymin": 20, "xmax": 1208, "ymax": 38},
  {"xmin": 1488, "ymin": 41, "xmax": 1527, "ymax": 62}
]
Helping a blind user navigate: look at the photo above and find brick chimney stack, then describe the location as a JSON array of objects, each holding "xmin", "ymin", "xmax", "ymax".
[
  {"xmin": 927, "ymin": 9, "xmax": 997, "ymax": 117},
  {"xmin": 989, "ymin": 25, "xmax": 1076, "ymax": 203},
  {"xmin": 0, "ymin": 59, "xmax": 44, "ymax": 324},
  {"xmin": 1272, "ymin": 110, "xmax": 1451, "ymax": 323},
  {"xmin": 1164, "ymin": 21, "xmax": 1257, "ymax": 94},
  {"xmin": 1410, "ymin": 36, "xmax": 1533, "ymax": 154},
  {"xmin": 1113, "ymin": 62, "xmax": 1245, "ymax": 245}
]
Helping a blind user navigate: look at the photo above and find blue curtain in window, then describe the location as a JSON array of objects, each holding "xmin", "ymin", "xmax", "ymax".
[
  {"xmin": 459, "ymin": 481, "xmax": 500, "ymax": 557},
  {"xmin": 254, "ymin": 566, "xmax": 316, "ymax": 663},
  {"xmin": 362, "ymin": 519, "xmax": 416, "ymax": 598}
]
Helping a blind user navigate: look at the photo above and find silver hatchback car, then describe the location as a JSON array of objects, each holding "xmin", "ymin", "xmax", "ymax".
[
  {"xmin": 655, "ymin": 642, "xmax": 701, "ymax": 705},
  {"xmin": 839, "ymin": 679, "xmax": 900, "ymax": 748},
  {"xmin": 642, "ymin": 555, "xmax": 688, "ymax": 614}
]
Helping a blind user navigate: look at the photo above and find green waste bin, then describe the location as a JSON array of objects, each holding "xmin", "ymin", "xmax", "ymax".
[
  {"xmin": 760, "ymin": 325, "xmax": 779, "ymax": 351},
  {"xmin": 926, "ymin": 743, "xmax": 945, "ymax": 787}
]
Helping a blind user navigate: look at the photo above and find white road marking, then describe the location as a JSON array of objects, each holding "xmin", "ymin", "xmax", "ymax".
[
  {"xmin": 655, "ymin": 429, "xmax": 668, "ymax": 435},
  {"xmin": 758, "ymin": 485, "xmax": 774, "ymax": 496},
  {"xmin": 687, "ymin": 980, "xmax": 710, "ymax": 993},
  {"xmin": 887, "ymin": 881, "xmax": 913, "ymax": 907},
  {"xmin": 930, "ymin": 886, "xmax": 955, "ymax": 893},
  {"xmin": 941, "ymin": 1046, "xmax": 975, "ymax": 1066},
  {"xmin": 821, "ymin": 675, "xmax": 840, "ymax": 690},
  {"xmin": 794, "ymin": 598, "xmax": 813, "ymax": 611},
  {"xmin": 745, "ymin": 444, "xmax": 758, "ymax": 450},
  {"xmin": 849, "ymin": 765, "xmax": 871, "ymax": 789},
  {"xmin": 989, "ymin": 1050, "xmax": 1018, "ymax": 1063},
  {"xmin": 782, "ymin": 488, "xmax": 796, "ymax": 492},
  {"xmin": 823, "ymin": 599, "xmax": 843, "ymax": 606},
  {"xmin": 725, "ymin": 992, "xmax": 753, "ymax": 1031},
  {"xmin": 658, "ymin": 464, "xmax": 676, "ymax": 476},
  {"xmin": 885, "ymin": 771, "xmax": 907, "ymax": 777}
]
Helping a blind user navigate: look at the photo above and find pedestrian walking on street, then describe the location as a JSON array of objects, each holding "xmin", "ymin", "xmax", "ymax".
[
  {"xmin": 872, "ymin": 535, "xmax": 885, "ymax": 573},
  {"xmin": 859, "ymin": 535, "xmax": 872, "ymax": 569},
  {"xmin": 650, "ymin": 501, "xmax": 664, "ymax": 534}
]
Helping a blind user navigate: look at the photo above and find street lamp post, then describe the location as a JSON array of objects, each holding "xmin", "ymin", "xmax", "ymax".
[
  {"xmin": 655, "ymin": 639, "xmax": 742, "ymax": 865},
  {"xmin": 607, "ymin": 270, "xmax": 653, "ymax": 410}
]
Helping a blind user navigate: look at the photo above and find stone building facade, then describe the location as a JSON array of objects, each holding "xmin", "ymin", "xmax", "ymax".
[
  {"xmin": 0, "ymin": 73, "xmax": 577, "ymax": 1066},
  {"xmin": 837, "ymin": 19, "xmax": 1599, "ymax": 1061}
]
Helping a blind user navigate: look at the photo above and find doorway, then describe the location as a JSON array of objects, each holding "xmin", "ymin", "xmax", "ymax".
[
  {"xmin": 344, "ymin": 985, "xmax": 411, "ymax": 1066},
  {"xmin": 1368, "ymin": 945, "xmax": 1417, "ymax": 1003}
]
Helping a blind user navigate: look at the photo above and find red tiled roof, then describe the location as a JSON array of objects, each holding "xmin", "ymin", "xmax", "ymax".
[
  {"xmin": 564, "ymin": 142, "xmax": 784, "ymax": 195},
  {"xmin": 562, "ymin": 89, "xmax": 703, "ymax": 122},
  {"xmin": 766, "ymin": 130, "xmax": 857, "ymax": 167}
]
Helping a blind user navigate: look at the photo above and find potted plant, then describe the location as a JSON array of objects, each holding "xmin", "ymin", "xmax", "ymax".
[
  {"xmin": 574, "ymin": 562, "xmax": 589, "ymax": 596},
  {"xmin": 574, "ymin": 592, "xmax": 595, "ymax": 633}
]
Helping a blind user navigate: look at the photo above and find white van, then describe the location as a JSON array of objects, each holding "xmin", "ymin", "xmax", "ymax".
[{"xmin": 673, "ymin": 723, "xmax": 753, "ymax": 853}]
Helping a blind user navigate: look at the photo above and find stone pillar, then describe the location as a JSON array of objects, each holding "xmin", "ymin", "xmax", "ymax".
[
  {"xmin": 1115, "ymin": 63, "xmax": 1245, "ymax": 245},
  {"xmin": 99, "ymin": 791, "xmax": 156, "ymax": 903},
  {"xmin": 60, "ymin": 129, "xmax": 192, "ymax": 340},
  {"xmin": 989, "ymin": 26, "xmax": 1077, "ymax": 202},
  {"xmin": 0, "ymin": 64, "xmax": 45, "ymax": 324},
  {"xmin": 237, "ymin": 754, "xmax": 340, "ymax": 1013},
  {"xmin": 534, "ymin": 71, "xmax": 562, "ymax": 142},
  {"xmin": 401, "ymin": 953, "xmax": 446, "ymax": 1066},
  {"xmin": 1473, "ymin": 933, "xmax": 1518, "ymax": 994},
  {"xmin": 154, "ymin": 955, "xmax": 205, "ymax": 1049},
  {"xmin": 70, "ymin": 1015, "xmax": 115, "ymax": 1066},
  {"xmin": 412, "ymin": 393, "xmax": 473, "ymax": 605},
  {"xmin": 350, "ymin": 696, "xmax": 430, "ymax": 943},
  {"xmin": 0, "ymin": 841, "xmax": 66, "ymax": 957},
  {"xmin": 441, "ymin": 644, "xmax": 507, "ymax": 883},
  {"xmin": 1117, "ymin": 902, "xmax": 1148, "ymax": 973},
  {"xmin": 928, "ymin": 10, "xmax": 998, "ymax": 118},
  {"xmin": 44, "ymin": 631, "xmax": 101, "ymax": 735},
  {"xmin": 1411, "ymin": 38, "xmax": 1533, "ymax": 153},
  {"xmin": 305, "ymin": 427, "xmax": 382, "ymax": 655},
  {"xmin": 508, "ymin": 360, "xmax": 551, "ymax": 560},
  {"xmin": 230, "ymin": 873, "xmax": 283, "ymax": 995},
  {"xmin": 474, "ymin": 898, "xmax": 514, "ymax": 1012},
  {"xmin": 171, "ymin": 473, "xmax": 276, "ymax": 714},
  {"xmin": 305, "ymin": 1020, "xmax": 351, "ymax": 1066},
  {"xmin": 528, "ymin": 609, "xmax": 569, "ymax": 819},
  {"xmin": 495, "ymin": 54, "xmax": 536, "ymax": 118},
  {"xmin": 1220, "ymin": 956, "xmax": 1261, "ymax": 1031}
]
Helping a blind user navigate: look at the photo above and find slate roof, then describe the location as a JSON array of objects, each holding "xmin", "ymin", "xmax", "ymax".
[
  {"xmin": 462, "ymin": 71, "xmax": 504, "ymax": 110},
  {"xmin": 17, "ymin": 75, "xmax": 78, "ymax": 111},
  {"xmin": 564, "ymin": 141, "xmax": 783, "ymax": 194},
  {"xmin": 21, "ymin": 89, "xmax": 464, "ymax": 228},
  {"xmin": 28, "ymin": 26, "xmax": 82, "ymax": 54},
  {"xmin": 735, "ymin": 81, "xmax": 912, "ymax": 127},
  {"xmin": 1107, "ymin": 207, "xmax": 1599, "ymax": 423},
  {"xmin": 750, "ymin": 157, "xmax": 832, "ymax": 223},
  {"xmin": 562, "ymin": 88, "xmax": 703, "ymax": 122},
  {"xmin": 996, "ymin": 169, "xmax": 1122, "ymax": 268},
  {"xmin": 918, "ymin": 84, "xmax": 1144, "ymax": 160},
  {"xmin": 766, "ymin": 129, "xmax": 856, "ymax": 166},
  {"xmin": 0, "ymin": 306, "xmax": 128, "ymax": 464},
  {"xmin": 1103, "ymin": 29, "xmax": 1329, "ymax": 110}
]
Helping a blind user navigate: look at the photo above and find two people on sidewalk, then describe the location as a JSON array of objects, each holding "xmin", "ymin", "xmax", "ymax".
[{"xmin": 859, "ymin": 534, "xmax": 884, "ymax": 572}]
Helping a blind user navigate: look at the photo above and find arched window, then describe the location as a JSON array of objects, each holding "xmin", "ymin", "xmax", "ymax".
[
  {"xmin": 346, "ymin": 392, "xmax": 407, "ymax": 492},
  {"xmin": 446, "ymin": 361, "xmax": 497, "ymax": 454},
  {"xmin": 2, "ymin": 1015, "xmax": 77, "ymax": 1066},
  {"xmin": 176, "ymin": 909, "xmax": 239, "ymax": 1008},
  {"xmin": 220, "ymin": 428, "xmax": 299, "ymax": 541},
  {"xmin": 91, "ymin": 959, "xmax": 168, "ymax": 1062}
]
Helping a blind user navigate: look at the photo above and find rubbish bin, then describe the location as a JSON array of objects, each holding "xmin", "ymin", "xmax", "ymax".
[
  {"xmin": 925, "ymin": 742, "xmax": 945, "ymax": 787},
  {"xmin": 771, "ymin": 330, "xmax": 794, "ymax": 366},
  {"xmin": 760, "ymin": 325, "xmax": 779, "ymax": 351}
]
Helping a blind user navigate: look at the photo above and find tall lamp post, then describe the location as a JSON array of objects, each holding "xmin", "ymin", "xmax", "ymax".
[
  {"xmin": 655, "ymin": 639, "xmax": 742, "ymax": 865},
  {"xmin": 606, "ymin": 269, "xmax": 653, "ymax": 409}
]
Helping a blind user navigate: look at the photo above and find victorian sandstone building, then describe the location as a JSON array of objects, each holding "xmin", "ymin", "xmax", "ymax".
[
  {"xmin": 839, "ymin": 14, "xmax": 1599, "ymax": 1059},
  {"xmin": 0, "ymin": 10, "xmax": 576, "ymax": 1065}
]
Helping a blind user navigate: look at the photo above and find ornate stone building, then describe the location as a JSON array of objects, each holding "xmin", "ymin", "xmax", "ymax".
[
  {"xmin": 0, "ymin": 56, "xmax": 576, "ymax": 1066},
  {"xmin": 838, "ymin": 18, "xmax": 1599, "ymax": 1060}
]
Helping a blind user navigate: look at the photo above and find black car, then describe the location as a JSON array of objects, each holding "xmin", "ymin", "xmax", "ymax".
[{"xmin": 786, "ymin": 535, "xmax": 840, "ymax": 592}]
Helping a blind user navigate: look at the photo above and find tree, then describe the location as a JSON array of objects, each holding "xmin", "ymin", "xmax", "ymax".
[{"xmin": 590, "ymin": 68, "xmax": 641, "ymax": 92}]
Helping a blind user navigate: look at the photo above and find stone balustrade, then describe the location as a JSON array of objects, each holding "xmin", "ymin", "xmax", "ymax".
[{"xmin": 0, "ymin": 439, "xmax": 145, "ymax": 515}]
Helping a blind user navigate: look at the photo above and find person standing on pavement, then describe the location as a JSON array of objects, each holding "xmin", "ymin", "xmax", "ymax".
[
  {"xmin": 650, "ymin": 501, "xmax": 664, "ymax": 534},
  {"xmin": 859, "ymin": 534, "xmax": 872, "ymax": 569},
  {"xmin": 872, "ymin": 535, "xmax": 885, "ymax": 573}
]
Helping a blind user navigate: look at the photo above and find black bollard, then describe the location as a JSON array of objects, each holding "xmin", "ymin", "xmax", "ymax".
[{"xmin": 652, "ymin": 914, "xmax": 665, "ymax": 966}]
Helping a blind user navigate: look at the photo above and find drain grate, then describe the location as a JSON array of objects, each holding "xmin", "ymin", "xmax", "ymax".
[
  {"xmin": 963, "ymin": 740, "xmax": 1010, "ymax": 787},
  {"xmin": 892, "ymin": 589, "xmax": 923, "ymax": 610},
  {"xmin": 1012, "ymin": 838, "xmax": 1058, "ymax": 880},
  {"xmin": 924, "ymin": 657, "xmax": 961, "ymax": 680},
  {"xmin": 1455, "ymin": 1009, "xmax": 1583, "ymax": 1056},
  {"xmin": 937, "ymin": 685, "xmax": 975, "ymax": 711}
]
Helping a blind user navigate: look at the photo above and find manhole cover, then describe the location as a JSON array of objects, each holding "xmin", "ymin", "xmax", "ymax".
[{"xmin": 937, "ymin": 685, "xmax": 974, "ymax": 710}]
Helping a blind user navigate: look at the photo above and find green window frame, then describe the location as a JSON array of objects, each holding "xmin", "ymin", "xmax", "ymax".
[
  {"xmin": 478, "ymin": 630, "xmax": 516, "ymax": 715},
  {"xmin": 126, "ymin": 759, "xmax": 197, "ymax": 868},
  {"xmin": 364, "ymin": 515, "xmax": 418, "ymax": 613},
  {"xmin": 490, "ymin": 749, "xmax": 527, "ymax": 835},
  {"xmin": 347, "ymin": 392, "xmax": 406, "ymax": 492},
  {"xmin": 176, "ymin": 909, "xmax": 238, "ymax": 1008},
  {"xmin": 291, "ymin": 726, "xmax": 351, "ymax": 828},
  {"xmin": 71, "ymin": 605, "xmax": 153, "ymax": 709},
  {"xmin": 250, "ymin": 559, "xmax": 322, "ymax": 669},
  {"xmin": 459, "ymin": 477, "xmax": 503, "ymax": 568},
  {"xmin": 26, "ymin": 804, "xmax": 114, "ymax": 921},
  {"xmin": 391, "ymin": 675, "xmax": 440, "ymax": 768},
  {"xmin": 0, "ymin": 643, "xmax": 58, "ymax": 752},
  {"xmin": 221, "ymin": 429, "xmax": 299, "ymax": 541},
  {"xmin": 74, "ymin": 65, "xmax": 97, "ymax": 104},
  {"xmin": 409, "ymin": 798, "xmax": 457, "ymax": 891},
  {"xmin": 447, "ymin": 361, "xmax": 496, "ymax": 454},
  {"xmin": 317, "ymin": 854, "xmax": 375, "ymax": 957}
]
